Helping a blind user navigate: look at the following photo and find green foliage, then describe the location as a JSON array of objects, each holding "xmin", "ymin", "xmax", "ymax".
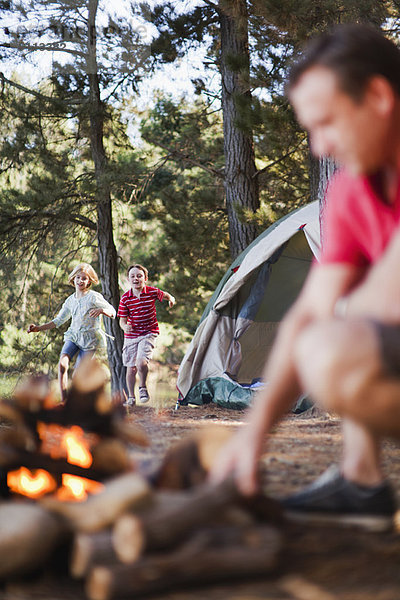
[{"xmin": 0, "ymin": 0, "xmax": 398, "ymax": 378}]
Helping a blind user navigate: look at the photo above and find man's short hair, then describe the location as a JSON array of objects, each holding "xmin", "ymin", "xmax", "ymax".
[{"xmin": 286, "ymin": 23, "xmax": 400, "ymax": 101}]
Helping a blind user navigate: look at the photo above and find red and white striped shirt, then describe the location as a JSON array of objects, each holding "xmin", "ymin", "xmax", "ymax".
[{"xmin": 117, "ymin": 286, "xmax": 165, "ymax": 339}]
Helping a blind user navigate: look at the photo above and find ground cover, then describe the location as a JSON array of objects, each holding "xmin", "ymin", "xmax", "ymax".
[{"xmin": 2, "ymin": 390, "xmax": 400, "ymax": 600}]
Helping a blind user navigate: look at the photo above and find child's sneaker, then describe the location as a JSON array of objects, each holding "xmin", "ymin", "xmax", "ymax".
[
  {"xmin": 123, "ymin": 396, "xmax": 135, "ymax": 407},
  {"xmin": 139, "ymin": 387, "xmax": 150, "ymax": 403}
]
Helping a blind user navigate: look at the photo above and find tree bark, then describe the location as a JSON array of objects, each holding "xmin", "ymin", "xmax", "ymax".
[
  {"xmin": 86, "ymin": 0, "xmax": 125, "ymax": 394},
  {"xmin": 219, "ymin": 0, "xmax": 259, "ymax": 259},
  {"xmin": 309, "ymin": 149, "xmax": 337, "ymax": 248}
]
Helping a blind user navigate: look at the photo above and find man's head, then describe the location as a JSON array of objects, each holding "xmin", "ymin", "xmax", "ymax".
[{"xmin": 287, "ymin": 24, "xmax": 400, "ymax": 175}]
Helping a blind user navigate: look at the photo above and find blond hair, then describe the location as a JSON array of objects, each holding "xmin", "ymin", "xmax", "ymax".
[{"xmin": 68, "ymin": 263, "xmax": 99, "ymax": 287}]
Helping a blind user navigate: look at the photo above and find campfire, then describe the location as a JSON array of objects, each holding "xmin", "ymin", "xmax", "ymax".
[{"xmin": 0, "ymin": 358, "xmax": 283, "ymax": 600}]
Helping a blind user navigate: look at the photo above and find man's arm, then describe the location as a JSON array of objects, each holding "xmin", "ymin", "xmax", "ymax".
[
  {"xmin": 343, "ymin": 230, "xmax": 400, "ymax": 322},
  {"xmin": 209, "ymin": 262, "xmax": 361, "ymax": 495}
]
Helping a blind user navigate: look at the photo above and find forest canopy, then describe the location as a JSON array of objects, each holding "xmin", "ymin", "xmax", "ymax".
[{"xmin": 0, "ymin": 0, "xmax": 398, "ymax": 391}]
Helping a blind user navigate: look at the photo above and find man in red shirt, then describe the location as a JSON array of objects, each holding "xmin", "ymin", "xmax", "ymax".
[
  {"xmin": 117, "ymin": 264, "xmax": 175, "ymax": 406},
  {"xmin": 211, "ymin": 23, "xmax": 400, "ymax": 531}
]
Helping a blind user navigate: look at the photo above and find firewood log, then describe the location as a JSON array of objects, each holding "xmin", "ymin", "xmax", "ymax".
[
  {"xmin": 40, "ymin": 472, "xmax": 151, "ymax": 533},
  {"xmin": 113, "ymin": 479, "xmax": 242, "ymax": 563},
  {"xmin": 67, "ymin": 356, "xmax": 110, "ymax": 413},
  {"xmin": 111, "ymin": 418, "xmax": 149, "ymax": 447},
  {"xmin": 87, "ymin": 524, "xmax": 283, "ymax": 600},
  {"xmin": 152, "ymin": 425, "xmax": 233, "ymax": 489},
  {"xmin": 0, "ymin": 501, "xmax": 67, "ymax": 579},
  {"xmin": 90, "ymin": 438, "xmax": 134, "ymax": 474},
  {"xmin": 70, "ymin": 530, "xmax": 118, "ymax": 579},
  {"xmin": 12, "ymin": 374, "xmax": 54, "ymax": 412}
]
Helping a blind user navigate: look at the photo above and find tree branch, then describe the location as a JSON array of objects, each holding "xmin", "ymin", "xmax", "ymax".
[
  {"xmin": 154, "ymin": 140, "xmax": 225, "ymax": 180},
  {"xmin": 3, "ymin": 209, "xmax": 97, "ymax": 232},
  {"xmin": 0, "ymin": 72, "xmax": 82, "ymax": 105},
  {"xmin": 1, "ymin": 42, "xmax": 86, "ymax": 58},
  {"xmin": 254, "ymin": 143, "xmax": 305, "ymax": 178}
]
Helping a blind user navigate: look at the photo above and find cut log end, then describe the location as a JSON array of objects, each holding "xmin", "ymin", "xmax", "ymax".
[
  {"xmin": 113, "ymin": 513, "xmax": 145, "ymax": 564},
  {"xmin": 86, "ymin": 566, "xmax": 113, "ymax": 600},
  {"xmin": 70, "ymin": 357, "xmax": 109, "ymax": 395},
  {"xmin": 70, "ymin": 533, "xmax": 94, "ymax": 578}
]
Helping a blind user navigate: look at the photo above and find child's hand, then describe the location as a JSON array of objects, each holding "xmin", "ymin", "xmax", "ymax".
[
  {"xmin": 168, "ymin": 296, "xmax": 176, "ymax": 308},
  {"xmin": 27, "ymin": 324, "xmax": 38, "ymax": 333},
  {"xmin": 89, "ymin": 308, "xmax": 103, "ymax": 318}
]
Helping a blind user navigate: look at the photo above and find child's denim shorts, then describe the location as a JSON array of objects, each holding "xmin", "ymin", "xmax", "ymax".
[{"xmin": 60, "ymin": 340, "xmax": 94, "ymax": 367}]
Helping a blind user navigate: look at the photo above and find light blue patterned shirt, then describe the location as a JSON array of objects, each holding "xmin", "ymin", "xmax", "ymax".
[{"xmin": 52, "ymin": 290, "xmax": 116, "ymax": 350}]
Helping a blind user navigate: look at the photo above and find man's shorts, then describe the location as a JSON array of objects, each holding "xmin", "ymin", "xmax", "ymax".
[
  {"xmin": 122, "ymin": 334, "xmax": 157, "ymax": 368},
  {"xmin": 60, "ymin": 340, "xmax": 94, "ymax": 368},
  {"xmin": 373, "ymin": 321, "xmax": 400, "ymax": 376}
]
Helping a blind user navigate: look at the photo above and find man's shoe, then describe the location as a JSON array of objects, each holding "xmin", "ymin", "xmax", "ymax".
[
  {"xmin": 139, "ymin": 387, "xmax": 150, "ymax": 404},
  {"xmin": 282, "ymin": 465, "xmax": 397, "ymax": 532},
  {"xmin": 123, "ymin": 396, "xmax": 135, "ymax": 407}
]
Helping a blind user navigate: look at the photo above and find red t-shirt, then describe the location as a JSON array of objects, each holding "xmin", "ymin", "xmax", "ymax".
[
  {"xmin": 117, "ymin": 286, "xmax": 165, "ymax": 339},
  {"xmin": 320, "ymin": 169, "xmax": 400, "ymax": 267}
]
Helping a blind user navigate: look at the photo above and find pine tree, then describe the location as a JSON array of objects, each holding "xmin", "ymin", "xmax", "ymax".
[{"xmin": 0, "ymin": 0, "xmax": 151, "ymax": 391}]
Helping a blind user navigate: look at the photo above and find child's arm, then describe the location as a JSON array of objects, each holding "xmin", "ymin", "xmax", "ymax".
[
  {"xmin": 119, "ymin": 317, "xmax": 132, "ymax": 333},
  {"xmin": 27, "ymin": 321, "xmax": 56, "ymax": 333},
  {"xmin": 89, "ymin": 306, "xmax": 115, "ymax": 319},
  {"xmin": 89, "ymin": 295, "xmax": 116, "ymax": 319},
  {"xmin": 163, "ymin": 291, "xmax": 176, "ymax": 308}
]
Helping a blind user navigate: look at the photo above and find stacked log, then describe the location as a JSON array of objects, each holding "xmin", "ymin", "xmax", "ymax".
[{"xmin": 0, "ymin": 361, "xmax": 284, "ymax": 598}]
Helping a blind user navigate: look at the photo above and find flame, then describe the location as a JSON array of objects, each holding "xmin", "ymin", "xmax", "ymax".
[
  {"xmin": 63, "ymin": 426, "xmax": 93, "ymax": 468},
  {"xmin": 8, "ymin": 467, "xmax": 57, "ymax": 498},
  {"xmin": 9, "ymin": 424, "xmax": 103, "ymax": 501},
  {"xmin": 37, "ymin": 423, "xmax": 98, "ymax": 466},
  {"xmin": 56, "ymin": 474, "xmax": 103, "ymax": 502}
]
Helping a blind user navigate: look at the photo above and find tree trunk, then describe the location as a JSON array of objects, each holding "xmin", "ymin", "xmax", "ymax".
[
  {"xmin": 86, "ymin": 0, "xmax": 125, "ymax": 393},
  {"xmin": 219, "ymin": 0, "xmax": 259, "ymax": 259},
  {"xmin": 309, "ymin": 149, "xmax": 337, "ymax": 247}
]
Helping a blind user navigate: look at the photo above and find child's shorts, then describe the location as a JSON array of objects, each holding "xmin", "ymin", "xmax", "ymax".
[
  {"xmin": 122, "ymin": 334, "xmax": 157, "ymax": 368},
  {"xmin": 60, "ymin": 340, "xmax": 94, "ymax": 368}
]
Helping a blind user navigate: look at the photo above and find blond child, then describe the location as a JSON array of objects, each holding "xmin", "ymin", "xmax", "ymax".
[
  {"xmin": 28, "ymin": 263, "xmax": 116, "ymax": 401},
  {"xmin": 117, "ymin": 264, "xmax": 175, "ymax": 406}
]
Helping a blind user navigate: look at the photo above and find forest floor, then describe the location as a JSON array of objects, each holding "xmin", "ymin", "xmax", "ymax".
[
  {"xmin": 2, "ymin": 381, "xmax": 400, "ymax": 600},
  {"xmin": 122, "ymin": 402, "xmax": 400, "ymax": 600}
]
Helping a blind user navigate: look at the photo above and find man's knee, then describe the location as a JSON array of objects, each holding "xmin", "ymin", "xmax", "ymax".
[
  {"xmin": 294, "ymin": 320, "xmax": 382, "ymax": 412},
  {"xmin": 294, "ymin": 322, "xmax": 341, "ymax": 389}
]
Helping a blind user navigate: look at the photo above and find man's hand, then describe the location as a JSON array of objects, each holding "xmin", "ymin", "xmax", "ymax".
[
  {"xmin": 27, "ymin": 324, "xmax": 39, "ymax": 333},
  {"xmin": 208, "ymin": 426, "xmax": 263, "ymax": 496}
]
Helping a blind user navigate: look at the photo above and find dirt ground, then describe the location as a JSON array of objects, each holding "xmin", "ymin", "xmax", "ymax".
[
  {"xmin": 2, "ymin": 401, "xmax": 400, "ymax": 600},
  {"xmin": 129, "ymin": 403, "xmax": 400, "ymax": 600}
]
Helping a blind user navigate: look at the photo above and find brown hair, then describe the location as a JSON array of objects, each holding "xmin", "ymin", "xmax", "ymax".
[
  {"xmin": 127, "ymin": 264, "xmax": 148, "ymax": 280},
  {"xmin": 286, "ymin": 24, "xmax": 400, "ymax": 102},
  {"xmin": 68, "ymin": 263, "xmax": 99, "ymax": 287}
]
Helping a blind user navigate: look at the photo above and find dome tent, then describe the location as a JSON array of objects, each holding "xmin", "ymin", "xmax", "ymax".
[{"xmin": 177, "ymin": 201, "xmax": 321, "ymax": 409}]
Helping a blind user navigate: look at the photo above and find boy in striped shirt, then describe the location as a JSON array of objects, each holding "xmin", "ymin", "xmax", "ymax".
[{"xmin": 117, "ymin": 264, "xmax": 176, "ymax": 406}]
